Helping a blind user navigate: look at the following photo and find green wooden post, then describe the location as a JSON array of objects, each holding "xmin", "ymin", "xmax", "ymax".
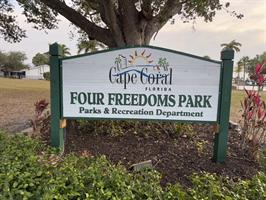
[
  {"xmin": 49, "ymin": 43, "xmax": 65, "ymax": 149},
  {"xmin": 213, "ymin": 49, "xmax": 234, "ymax": 163}
]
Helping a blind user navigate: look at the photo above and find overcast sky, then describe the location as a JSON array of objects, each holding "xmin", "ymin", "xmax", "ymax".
[{"xmin": 0, "ymin": 0, "xmax": 265, "ymax": 66}]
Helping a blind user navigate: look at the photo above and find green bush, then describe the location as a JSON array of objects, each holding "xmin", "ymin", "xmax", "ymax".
[
  {"xmin": 261, "ymin": 147, "xmax": 266, "ymax": 173},
  {"xmin": 43, "ymin": 72, "xmax": 50, "ymax": 80},
  {"xmin": 76, "ymin": 120, "xmax": 193, "ymax": 138},
  {"xmin": 0, "ymin": 131, "xmax": 166, "ymax": 199},
  {"xmin": 188, "ymin": 172, "xmax": 266, "ymax": 200},
  {"xmin": 0, "ymin": 131, "xmax": 265, "ymax": 200}
]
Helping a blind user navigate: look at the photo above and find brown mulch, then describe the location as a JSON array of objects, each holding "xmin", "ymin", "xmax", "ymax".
[{"xmin": 64, "ymin": 123, "xmax": 261, "ymax": 187}]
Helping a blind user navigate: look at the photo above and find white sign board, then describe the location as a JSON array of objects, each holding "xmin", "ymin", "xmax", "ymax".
[{"xmin": 62, "ymin": 47, "xmax": 221, "ymax": 122}]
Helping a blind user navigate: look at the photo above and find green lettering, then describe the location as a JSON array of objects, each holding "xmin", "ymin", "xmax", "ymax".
[
  {"xmin": 194, "ymin": 95, "xmax": 203, "ymax": 107},
  {"xmin": 185, "ymin": 95, "xmax": 194, "ymax": 107},
  {"xmin": 178, "ymin": 95, "xmax": 186, "ymax": 107},
  {"xmin": 70, "ymin": 92, "xmax": 78, "ymax": 104},
  {"xmin": 203, "ymin": 95, "xmax": 212, "ymax": 108}
]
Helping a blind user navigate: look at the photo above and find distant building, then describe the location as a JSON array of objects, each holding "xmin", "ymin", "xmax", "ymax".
[
  {"xmin": 0, "ymin": 69, "xmax": 26, "ymax": 79},
  {"xmin": 0, "ymin": 65, "xmax": 50, "ymax": 79},
  {"xmin": 0, "ymin": 70, "xmax": 4, "ymax": 77},
  {"xmin": 24, "ymin": 65, "xmax": 50, "ymax": 79}
]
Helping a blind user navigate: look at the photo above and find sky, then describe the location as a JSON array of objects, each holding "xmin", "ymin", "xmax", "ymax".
[{"xmin": 0, "ymin": 0, "xmax": 265, "ymax": 66}]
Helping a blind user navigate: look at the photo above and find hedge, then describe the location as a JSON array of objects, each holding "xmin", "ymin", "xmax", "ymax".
[{"xmin": 0, "ymin": 131, "xmax": 265, "ymax": 199}]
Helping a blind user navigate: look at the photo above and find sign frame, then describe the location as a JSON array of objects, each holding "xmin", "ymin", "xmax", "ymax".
[{"xmin": 49, "ymin": 43, "xmax": 234, "ymax": 163}]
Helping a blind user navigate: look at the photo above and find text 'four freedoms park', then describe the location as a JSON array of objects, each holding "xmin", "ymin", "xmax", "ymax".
[{"xmin": 69, "ymin": 92, "xmax": 213, "ymax": 118}]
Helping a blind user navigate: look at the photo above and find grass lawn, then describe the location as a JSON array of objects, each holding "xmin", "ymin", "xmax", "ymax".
[
  {"xmin": 0, "ymin": 78, "xmax": 50, "ymax": 132},
  {"xmin": 0, "ymin": 77, "xmax": 265, "ymax": 130},
  {"xmin": 0, "ymin": 77, "xmax": 49, "ymax": 91}
]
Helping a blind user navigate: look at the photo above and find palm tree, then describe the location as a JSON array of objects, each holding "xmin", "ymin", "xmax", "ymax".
[
  {"xmin": 59, "ymin": 44, "xmax": 71, "ymax": 57},
  {"xmin": 115, "ymin": 56, "xmax": 122, "ymax": 71},
  {"xmin": 238, "ymin": 56, "xmax": 250, "ymax": 85},
  {"xmin": 221, "ymin": 40, "xmax": 242, "ymax": 52},
  {"xmin": 158, "ymin": 57, "xmax": 169, "ymax": 71},
  {"xmin": 235, "ymin": 62, "xmax": 243, "ymax": 89},
  {"xmin": 77, "ymin": 40, "xmax": 105, "ymax": 54}
]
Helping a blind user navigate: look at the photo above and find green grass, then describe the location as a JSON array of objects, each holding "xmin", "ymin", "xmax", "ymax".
[{"xmin": 0, "ymin": 77, "xmax": 49, "ymax": 91}]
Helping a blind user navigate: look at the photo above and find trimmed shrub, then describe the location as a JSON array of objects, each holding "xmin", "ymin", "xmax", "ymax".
[
  {"xmin": 0, "ymin": 131, "xmax": 166, "ymax": 199},
  {"xmin": 0, "ymin": 131, "xmax": 265, "ymax": 200}
]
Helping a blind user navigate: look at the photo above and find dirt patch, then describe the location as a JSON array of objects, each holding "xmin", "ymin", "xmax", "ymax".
[
  {"xmin": 64, "ymin": 123, "xmax": 261, "ymax": 187},
  {"xmin": 0, "ymin": 88, "xmax": 49, "ymax": 132}
]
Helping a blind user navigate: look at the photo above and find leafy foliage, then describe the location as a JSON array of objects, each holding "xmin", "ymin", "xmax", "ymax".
[
  {"xmin": 188, "ymin": 172, "xmax": 266, "ymax": 200},
  {"xmin": 0, "ymin": 131, "xmax": 265, "ymax": 199},
  {"xmin": 77, "ymin": 40, "xmax": 105, "ymax": 54},
  {"xmin": 251, "ymin": 62, "xmax": 266, "ymax": 86},
  {"xmin": 0, "ymin": 131, "xmax": 167, "ymax": 199},
  {"xmin": 240, "ymin": 63, "xmax": 266, "ymax": 158},
  {"xmin": 237, "ymin": 52, "xmax": 266, "ymax": 76},
  {"xmin": 0, "ymin": 0, "xmax": 26, "ymax": 42},
  {"xmin": 261, "ymin": 148, "xmax": 266, "ymax": 173},
  {"xmin": 0, "ymin": 51, "xmax": 28, "ymax": 71},
  {"xmin": 1, "ymin": 1, "xmax": 242, "ymax": 46},
  {"xmin": 32, "ymin": 52, "xmax": 49, "ymax": 66},
  {"xmin": 29, "ymin": 99, "xmax": 49, "ymax": 132},
  {"xmin": 221, "ymin": 40, "xmax": 242, "ymax": 52},
  {"xmin": 76, "ymin": 120, "xmax": 194, "ymax": 138},
  {"xmin": 59, "ymin": 44, "xmax": 71, "ymax": 57},
  {"xmin": 43, "ymin": 72, "xmax": 50, "ymax": 80}
]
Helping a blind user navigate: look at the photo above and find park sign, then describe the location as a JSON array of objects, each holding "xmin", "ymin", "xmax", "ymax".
[
  {"xmin": 49, "ymin": 44, "xmax": 234, "ymax": 163},
  {"xmin": 61, "ymin": 47, "xmax": 220, "ymax": 121}
]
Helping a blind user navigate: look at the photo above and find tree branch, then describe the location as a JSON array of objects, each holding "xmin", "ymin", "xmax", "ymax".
[
  {"xmin": 118, "ymin": 0, "xmax": 141, "ymax": 45},
  {"xmin": 141, "ymin": 0, "xmax": 153, "ymax": 20},
  {"xmin": 99, "ymin": 0, "xmax": 125, "ymax": 46},
  {"xmin": 39, "ymin": 0, "xmax": 116, "ymax": 47},
  {"xmin": 144, "ymin": 0, "xmax": 183, "ymax": 44}
]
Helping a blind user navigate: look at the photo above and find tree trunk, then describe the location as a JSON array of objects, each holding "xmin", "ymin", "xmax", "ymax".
[
  {"xmin": 238, "ymin": 71, "xmax": 240, "ymax": 90},
  {"xmin": 243, "ymin": 63, "xmax": 246, "ymax": 88},
  {"xmin": 39, "ymin": 0, "xmax": 182, "ymax": 48}
]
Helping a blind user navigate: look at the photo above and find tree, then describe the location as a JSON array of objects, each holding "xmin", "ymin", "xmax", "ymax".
[
  {"xmin": 0, "ymin": 51, "xmax": 28, "ymax": 71},
  {"xmin": 32, "ymin": 52, "xmax": 49, "ymax": 76},
  {"xmin": 158, "ymin": 57, "xmax": 169, "ymax": 71},
  {"xmin": 0, "ymin": 0, "xmax": 26, "ymax": 43},
  {"xmin": 259, "ymin": 52, "xmax": 266, "ymax": 63},
  {"xmin": 77, "ymin": 40, "xmax": 105, "ymax": 54},
  {"xmin": 238, "ymin": 56, "xmax": 249, "ymax": 83},
  {"xmin": 32, "ymin": 52, "xmax": 49, "ymax": 66},
  {"xmin": 221, "ymin": 40, "xmax": 242, "ymax": 52},
  {"xmin": 247, "ymin": 55, "xmax": 260, "ymax": 76},
  {"xmin": 259, "ymin": 52, "xmax": 266, "ymax": 74},
  {"xmin": 0, "ymin": 51, "xmax": 7, "ymax": 67},
  {"xmin": 247, "ymin": 52, "xmax": 266, "ymax": 75},
  {"xmin": 114, "ymin": 56, "xmax": 122, "ymax": 71},
  {"xmin": 235, "ymin": 62, "xmax": 242, "ymax": 88},
  {"xmin": 1, "ymin": 1, "xmax": 243, "ymax": 47},
  {"xmin": 59, "ymin": 44, "xmax": 71, "ymax": 57}
]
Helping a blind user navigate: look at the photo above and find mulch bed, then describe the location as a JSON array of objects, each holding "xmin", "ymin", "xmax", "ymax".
[{"xmin": 64, "ymin": 123, "xmax": 261, "ymax": 187}]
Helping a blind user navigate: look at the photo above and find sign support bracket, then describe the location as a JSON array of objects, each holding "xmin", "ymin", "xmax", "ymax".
[
  {"xmin": 213, "ymin": 49, "xmax": 234, "ymax": 163},
  {"xmin": 49, "ymin": 43, "xmax": 65, "ymax": 150}
]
